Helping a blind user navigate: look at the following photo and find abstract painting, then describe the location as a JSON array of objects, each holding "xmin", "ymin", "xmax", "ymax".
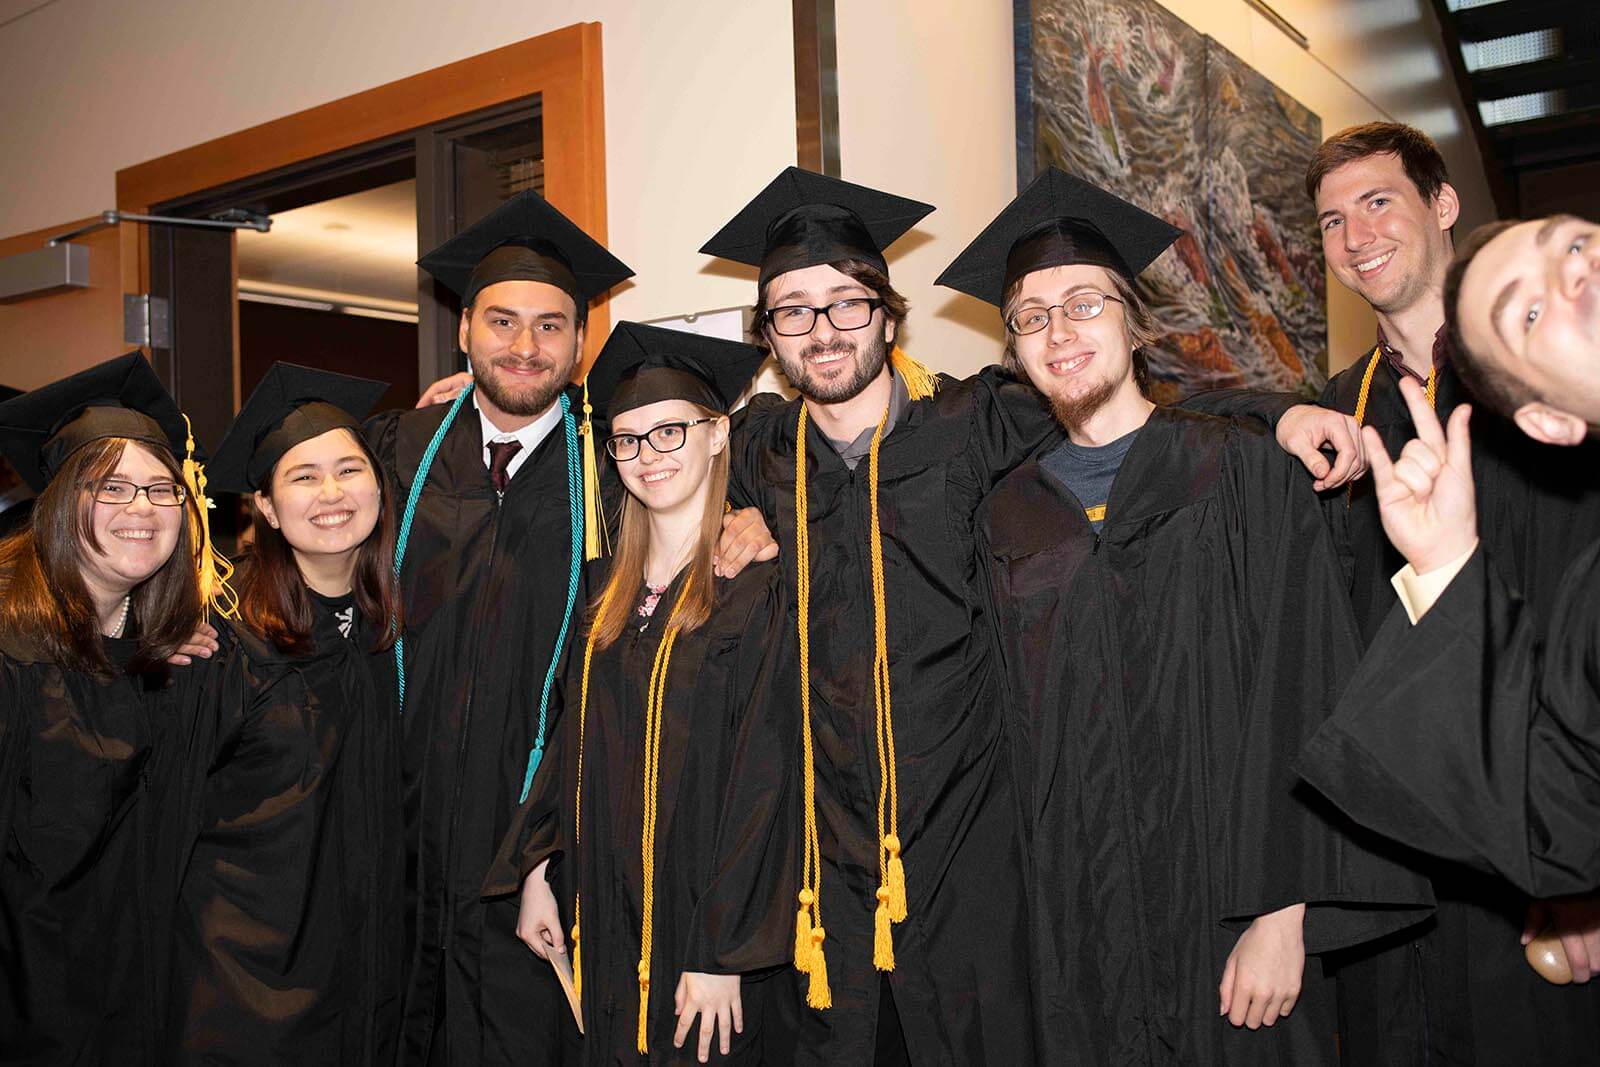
[{"xmin": 1016, "ymin": 0, "xmax": 1327, "ymax": 400}]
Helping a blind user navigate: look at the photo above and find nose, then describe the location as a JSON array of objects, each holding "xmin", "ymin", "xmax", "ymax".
[
  {"xmin": 808, "ymin": 310, "xmax": 839, "ymax": 345},
  {"xmin": 1555, "ymin": 240, "xmax": 1596, "ymax": 301},
  {"xmin": 319, "ymin": 473, "xmax": 345, "ymax": 500},
  {"xmin": 124, "ymin": 490, "xmax": 155, "ymax": 515},
  {"xmin": 1045, "ymin": 306, "xmax": 1077, "ymax": 345},
  {"xmin": 1344, "ymin": 214, "xmax": 1374, "ymax": 252},
  {"xmin": 510, "ymin": 323, "xmax": 537, "ymax": 358}
]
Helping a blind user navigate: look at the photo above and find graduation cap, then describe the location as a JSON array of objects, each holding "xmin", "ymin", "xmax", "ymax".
[
  {"xmin": 207, "ymin": 363, "xmax": 389, "ymax": 493},
  {"xmin": 0, "ymin": 385, "xmax": 19, "ymax": 404},
  {"xmin": 585, "ymin": 322, "xmax": 767, "ymax": 422},
  {"xmin": 0, "ymin": 353, "xmax": 190, "ymax": 492},
  {"xmin": 417, "ymin": 189, "xmax": 634, "ymax": 308},
  {"xmin": 935, "ymin": 166, "xmax": 1183, "ymax": 307},
  {"xmin": 700, "ymin": 167, "xmax": 935, "ymax": 290}
]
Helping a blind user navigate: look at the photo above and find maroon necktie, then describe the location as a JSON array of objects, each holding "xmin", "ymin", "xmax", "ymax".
[{"xmin": 487, "ymin": 439, "xmax": 523, "ymax": 494}]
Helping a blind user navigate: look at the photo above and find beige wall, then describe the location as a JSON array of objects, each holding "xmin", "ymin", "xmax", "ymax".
[{"xmin": 0, "ymin": 0, "xmax": 1487, "ymax": 385}]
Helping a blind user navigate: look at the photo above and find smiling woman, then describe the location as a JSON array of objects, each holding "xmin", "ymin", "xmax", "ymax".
[
  {"xmin": 0, "ymin": 354, "xmax": 208, "ymax": 1063},
  {"xmin": 161, "ymin": 361, "xmax": 406, "ymax": 1065}
]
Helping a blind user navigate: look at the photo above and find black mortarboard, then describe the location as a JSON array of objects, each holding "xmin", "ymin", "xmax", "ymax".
[
  {"xmin": 700, "ymin": 167, "xmax": 935, "ymax": 290},
  {"xmin": 417, "ymin": 189, "xmax": 634, "ymax": 308},
  {"xmin": 585, "ymin": 322, "xmax": 767, "ymax": 422},
  {"xmin": 935, "ymin": 167, "xmax": 1183, "ymax": 307},
  {"xmin": 0, "ymin": 353, "xmax": 189, "ymax": 492},
  {"xmin": 207, "ymin": 363, "xmax": 389, "ymax": 493},
  {"xmin": 0, "ymin": 386, "xmax": 19, "ymax": 404}
]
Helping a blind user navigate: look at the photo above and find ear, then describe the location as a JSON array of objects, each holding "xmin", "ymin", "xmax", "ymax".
[
  {"xmin": 254, "ymin": 490, "xmax": 281, "ymax": 530},
  {"xmin": 457, "ymin": 307, "xmax": 472, "ymax": 355},
  {"xmin": 1513, "ymin": 402, "xmax": 1588, "ymax": 447},
  {"xmin": 1434, "ymin": 182, "xmax": 1462, "ymax": 233},
  {"xmin": 885, "ymin": 315, "xmax": 897, "ymax": 347},
  {"xmin": 709, "ymin": 415, "xmax": 731, "ymax": 457}
]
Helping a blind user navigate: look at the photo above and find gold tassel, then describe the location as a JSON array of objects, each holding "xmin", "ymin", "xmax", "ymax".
[
  {"xmin": 571, "ymin": 917, "xmax": 582, "ymax": 1003},
  {"xmin": 579, "ymin": 381, "xmax": 608, "ymax": 561},
  {"xmin": 889, "ymin": 347, "xmax": 940, "ymax": 402},
  {"xmin": 885, "ymin": 834, "xmax": 907, "ymax": 923},
  {"xmin": 807, "ymin": 926, "xmax": 832, "ymax": 1010},
  {"xmin": 636, "ymin": 961, "xmax": 651, "ymax": 1054},
  {"xmin": 180, "ymin": 414, "xmax": 238, "ymax": 620},
  {"xmin": 794, "ymin": 888, "xmax": 816, "ymax": 974},
  {"xmin": 873, "ymin": 886, "xmax": 896, "ymax": 971}
]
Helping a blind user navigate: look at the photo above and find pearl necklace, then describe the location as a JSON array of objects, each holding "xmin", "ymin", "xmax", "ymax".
[{"xmin": 109, "ymin": 595, "xmax": 131, "ymax": 639}]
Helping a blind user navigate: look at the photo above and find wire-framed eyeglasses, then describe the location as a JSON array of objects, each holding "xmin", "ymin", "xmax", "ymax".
[
  {"xmin": 1006, "ymin": 292, "xmax": 1124, "ymax": 336},
  {"xmin": 605, "ymin": 418, "xmax": 718, "ymax": 462},
  {"xmin": 764, "ymin": 297, "xmax": 886, "ymax": 337},
  {"xmin": 88, "ymin": 479, "xmax": 188, "ymax": 507}
]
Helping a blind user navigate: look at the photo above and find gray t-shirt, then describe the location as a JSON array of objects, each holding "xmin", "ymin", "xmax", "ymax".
[{"xmin": 1039, "ymin": 427, "xmax": 1141, "ymax": 531}]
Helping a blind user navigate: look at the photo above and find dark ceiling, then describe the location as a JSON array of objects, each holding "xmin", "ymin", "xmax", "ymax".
[{"xmin": 1431, "ymin": 0, "xmax": 1600, "ymax": 216}]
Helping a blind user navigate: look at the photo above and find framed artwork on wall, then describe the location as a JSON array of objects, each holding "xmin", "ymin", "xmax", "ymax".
[{"xmin": 1016, "ymin": 0, "xmax": 1327, "ymax": 400}]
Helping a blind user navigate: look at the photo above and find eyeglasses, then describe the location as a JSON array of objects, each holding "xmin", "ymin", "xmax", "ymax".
[
  {"xmin": 604, "ymin": 418, "xmax": 718, "ymax": 462},
  {"xmin": 1006, "ymin": 292, "xmax": 1124, "ymax": 336},
  {"xmin": 764, "ymin": 297, "xmax": 886, "ymax": 337},
  {"xmin": 88, "ymin": 478, "xmax": 188, "ymax": 507}
]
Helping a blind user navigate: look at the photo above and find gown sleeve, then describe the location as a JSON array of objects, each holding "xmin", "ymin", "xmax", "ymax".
[
  {"xmin": 680, "ymin": 571, "xmax": 802, "ymax": 975},
  {"xmin": 480, "ymin": 661, "xmax": 572, "ymax": 901},
  {"xmin": 964, "ymin": 366, "xmax": 1059, "ymax": 485},
  {"xmin": 1297, "ymin": 543, "xmax": 1600, "ymax": 898},
  {"xmin": 1175, "ymin": 387, "xmax": 1302, "ymax": 428},
  {"xmin": 1219, "ymin": 429, "xmax": 1435, "ymax": 952}
]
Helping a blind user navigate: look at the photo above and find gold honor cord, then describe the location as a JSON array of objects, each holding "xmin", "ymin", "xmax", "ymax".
[
  {"xmin": 792, "ymin": 354, "xmax": 938, "ymax": 1006},
  {"xmin": 636, "ymin": 598, "xmax": 685, "ymax": 1053},
  {"xmin": 579, "ymin": 378, "xmax": 609, "ymax": 562},
  {"xmin": 792, "ymin": 403, "xmax": 830, "ymax": 1008},
  {"xmin": 181, "ymin": 414, "xmax": 238, "ymax": 620},
  {"xmin": 1348, "ymin": 346, "xmax": 1438, "ymax": 508},
  {"xmin": 568, "ymin": 590, "xmax": 686, "ymax": 1052}
]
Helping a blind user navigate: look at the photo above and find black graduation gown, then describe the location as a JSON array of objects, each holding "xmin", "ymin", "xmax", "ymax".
[
  {"xmin": 1313, "ymin": 357, "xmax": 1600, "ymax": 1066},
  {"xmin": 485, "ymin": 561, "xmax": 800, "ymax": 1065},
  {"xmin": 1300, "ymin": 539, "xmax": 1600, "ymax": 901},
  {"xmin": 976, "ymin": 407, "xmax": 1434, "ymax": 1066},
  {"xmin": 167, "ymin": 594, "xmax": 404, "ymax": 1065},
  {"xmin": 724, "ymin": 367, "xmax": 1054, "ymax": 1066},
  {"xmin": 0, "ymin": 633, "xmax": 193, "ymax": 1065},
  {"xmin": 366, "ymin": 396, "xmax": 596, "ymax": 1066}
]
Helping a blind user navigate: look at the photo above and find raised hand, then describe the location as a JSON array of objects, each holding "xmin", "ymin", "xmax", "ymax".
[{"xmin": 1366, "ymin": 376, "xmax": 1476, "ymax": 575}]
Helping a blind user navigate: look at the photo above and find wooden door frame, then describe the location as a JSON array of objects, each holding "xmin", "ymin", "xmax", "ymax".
[{"xmin": 113, "ymin": 21, "xmax": 610, "ymax": 389}]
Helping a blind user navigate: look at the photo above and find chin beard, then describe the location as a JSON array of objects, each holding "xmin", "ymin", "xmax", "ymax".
[
  {"xmin": 779, "ymin": 327, "xmax": 890, "ymax": 404},
  {"xmin": 470, "ymin": 353, "xmax": 575, "ymax": 417},
  {"xmin": 1048, "ymin": 377, "xmax": 1120, "ymax": 432}
]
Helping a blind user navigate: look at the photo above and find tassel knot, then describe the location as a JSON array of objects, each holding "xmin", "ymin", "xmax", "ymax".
[{"xmin": 885, "ymin": 834, "xmax": 907, "ymax": 923}]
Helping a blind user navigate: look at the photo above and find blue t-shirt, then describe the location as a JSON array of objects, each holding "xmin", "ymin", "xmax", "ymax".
[{"xmin": 1038, "ymin": 427, "xmax": 1141, "ymax": 531}]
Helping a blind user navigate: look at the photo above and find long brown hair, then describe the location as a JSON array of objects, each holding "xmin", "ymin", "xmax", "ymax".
[
  {"xmin": 236, "ymin": 429, "xmax": 400, "ymax": 656},
  {"xmin": 588, "ymin": 404, "xmax": 730, "ymax": 650},
  {"xmin": 0, "ymin": 437, "xmax": 202, "ymax": 674}
]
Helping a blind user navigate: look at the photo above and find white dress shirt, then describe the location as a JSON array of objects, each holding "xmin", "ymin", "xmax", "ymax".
[{"xmin": 477, "ymin": 396, "xmax": 564, "ymax": 483}]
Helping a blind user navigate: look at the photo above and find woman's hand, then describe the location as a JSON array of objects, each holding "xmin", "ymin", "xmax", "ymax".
[
  {"xmin": 515, "ymin": 859, "xmax": 565, "ymax": 961},
  {"xmin": 1219, "ymin": 902, "xmax": 1306, "ymax": 1029},
  {"xmin": 673, "ymin": 971, "xmax": 743, "ymax": 1062}
]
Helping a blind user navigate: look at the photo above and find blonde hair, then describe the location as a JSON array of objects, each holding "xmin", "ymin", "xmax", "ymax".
[{"xmin": 587, "ymin": 403, "xmax": 730, "ymax": 649}]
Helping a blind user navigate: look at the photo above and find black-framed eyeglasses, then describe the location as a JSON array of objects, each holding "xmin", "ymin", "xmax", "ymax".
[
  {"xmin": 764, "ymin": 297, "xmax": 886, "ymax": 337},
  {"xmin": 1006, "ymin": 292, "xmax": 1124, "ymax": 336},
  {"xmin": 605, "ymin": 418, "xmax": 718, "ymax": 462},
  {"xmin": 88, "ymin": 478, "xmax": 188, "ymax": 507}
]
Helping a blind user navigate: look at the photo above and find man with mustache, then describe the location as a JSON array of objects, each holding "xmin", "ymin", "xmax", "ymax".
[
  {"xmin": 948, "ymin": 168, "xmax": 1430, "ymax": 1065},
  {"xmin": 699, "ymin": 168, "xmax": 1056, "ymax": 1065},
  {"xmin": 364, "ymin": 192, "xmax": 628, "ymax": 1067},
  {"xmin": 1302, "ymin": 212, "xmax": 1600, "ymax": 910}
]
